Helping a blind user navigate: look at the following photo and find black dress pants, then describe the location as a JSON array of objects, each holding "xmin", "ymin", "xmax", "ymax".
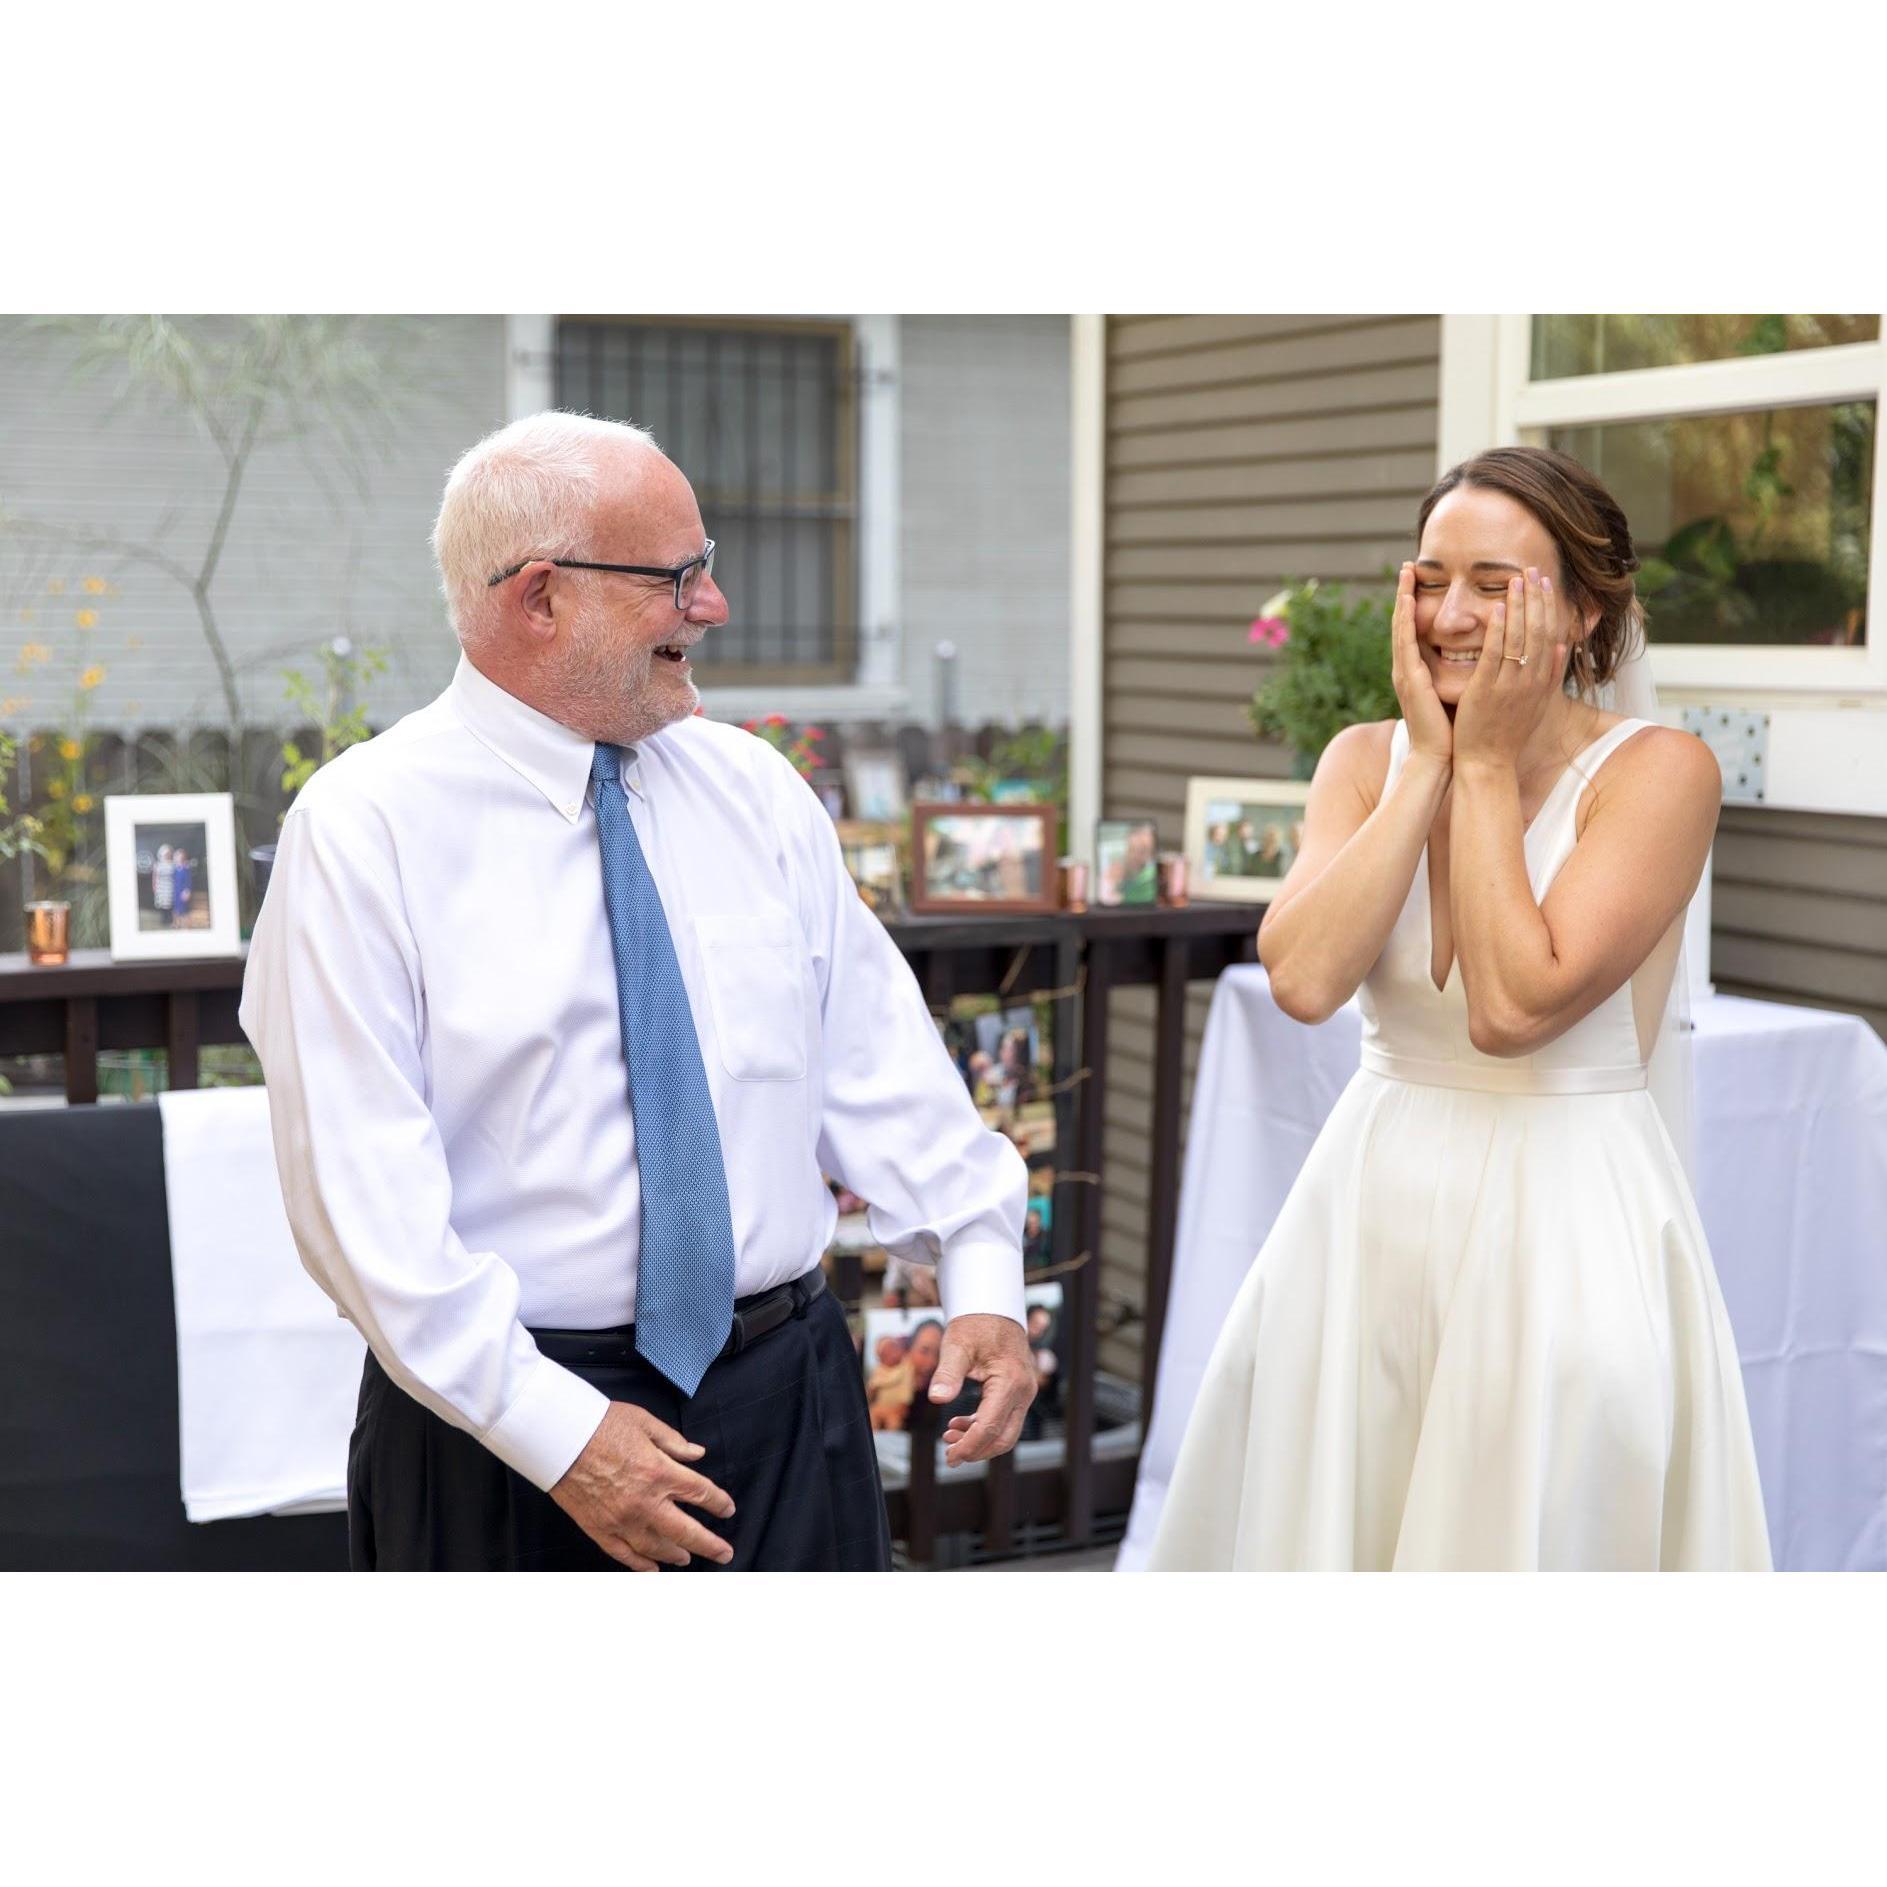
[{"xmin": 348, "ymin": 1282, "xmax": 892, "ymax": 1571}]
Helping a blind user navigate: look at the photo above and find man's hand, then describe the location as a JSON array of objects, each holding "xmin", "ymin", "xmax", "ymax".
[
  {"xmin": 548, "ymin": 1402, "xmax": 736, "ymax": 1570},
  {"xmin": 930, "ymin": 1313, "xmax": 1036, "ymax": 1466}
]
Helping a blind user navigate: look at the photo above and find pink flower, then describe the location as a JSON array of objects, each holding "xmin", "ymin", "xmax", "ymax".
[{"xmin": 1248, "ymin": 615, "xmax": 1290, "ymax": 650}]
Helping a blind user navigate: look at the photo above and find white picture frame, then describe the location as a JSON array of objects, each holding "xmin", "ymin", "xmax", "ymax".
[
  {"xmin": 104, "ymin": 792, "xmax": 243, "ymax": 961},
  {"xmin": 1183, "ymin": 776, "xmax": 1313, "ymax": 903},
  {"xmin": 842, "ymin": 747, "xmax": 909, "ymax": 822}
]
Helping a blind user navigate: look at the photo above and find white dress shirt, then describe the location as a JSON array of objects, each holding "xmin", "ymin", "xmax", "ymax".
[{"xmin": 240, "ymin": 656, "xmax": 1027, "ymax": 1493}]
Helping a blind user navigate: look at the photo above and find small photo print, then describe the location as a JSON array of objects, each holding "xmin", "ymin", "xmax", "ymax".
[
  {"xmin": 1095, "ymin": 818, "xmax": 1159, "ymax": 907},
  {"xmin": 863, "ymin": 1283, "xmax": 1064, "ymax": 1436},
  {"xmin": 843, "ymin": 748, "xmax": 909, "ymax": 823},
  {"xmin": 837, "ymin": 820, "xmax": 904, "ymax": 916},
  {"xmin": 915, "ymin": 807, "xmax": 1051, "ymax": 908},
  {"xmin": 863, "ymin": 1307, "xmax": 949, "ymax": 1433},
  {"xmin": 134, "ymin": 822, "xmax": 212, "ymax": 932},
  {"xmin": 971, "ymin": 1004, "xmax": 1041, "ymax": 1109},
  {"xmin": 1199, "ymin": 799, "xmax": 1301, "ymax": 884}
]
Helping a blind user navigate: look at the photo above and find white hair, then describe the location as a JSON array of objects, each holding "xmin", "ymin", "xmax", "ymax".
[{"xmin": 431, "ymin": 410, "xmax": 663, "ymax": 645}]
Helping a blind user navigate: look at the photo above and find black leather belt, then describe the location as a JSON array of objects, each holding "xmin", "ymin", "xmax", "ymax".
[
  {"xmin": 530, "ymin": 1267, "xmax": 826, "ymax": 1372},
  {"xmin": 722, "ymin": 1264, "xmax": 826, "ymax": 1356}
]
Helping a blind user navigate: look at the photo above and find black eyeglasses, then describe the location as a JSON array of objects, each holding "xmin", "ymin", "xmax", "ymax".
[{"xmin": 487, "ymin": 540, "xmax": 716, "ymax": 612}]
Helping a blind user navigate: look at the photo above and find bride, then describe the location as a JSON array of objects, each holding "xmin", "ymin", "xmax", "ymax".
[{"xmin": 1149, "ymin": 446, "xmax": 1771, "ymax": 1571}]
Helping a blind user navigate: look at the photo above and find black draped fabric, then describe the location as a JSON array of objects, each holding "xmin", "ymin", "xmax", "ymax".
[
  {"xmin": 0, "ymin": 1102, "xmax": 348, "ymax": 1571},
  {"xmin": 350, "ymin": 1283, "xmax": 892, "ymax": 1572}
]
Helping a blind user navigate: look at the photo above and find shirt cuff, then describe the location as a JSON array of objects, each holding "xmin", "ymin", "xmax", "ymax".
[
  {"xmin": 481, "ymin": 1354, "xmax": 612, "ymax": 1492},
  {"xmin": 936, "ymin": 1240, "xmax": 1027, "ymax": 1330}
]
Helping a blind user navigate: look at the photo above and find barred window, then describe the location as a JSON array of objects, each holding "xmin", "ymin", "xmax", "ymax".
[{"xmin": 556, "ymin": 317, "xmax": 858, "ymax": 683}]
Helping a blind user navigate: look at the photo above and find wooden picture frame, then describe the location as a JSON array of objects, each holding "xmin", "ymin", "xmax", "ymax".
[
  {"xmin": 1183, "ymin": 776, "xmax": 1313, "ymax": 902},
  {"xmin": 909, "ymin": 803, "xmax": 1059, "ymax": 916},
  {"xmin": 835, "ymin": 819, "xmax": 905, "ymax": 917}
]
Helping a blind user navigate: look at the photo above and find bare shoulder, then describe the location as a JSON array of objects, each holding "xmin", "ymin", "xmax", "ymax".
[
  {"xmin": 1315, "ymin": 718, "xmax": 1397, "ymax": 811},
  {"xmin": 1581, "ymin": 723, "xmax": 1721, "ymax": 836}
]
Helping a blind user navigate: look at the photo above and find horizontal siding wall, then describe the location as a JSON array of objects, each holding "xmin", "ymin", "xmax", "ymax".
[
  {"xmin": 1096, "ymin": 314, "xmax": 1442, "ymax": 1385},
  {"xmin": 1713, "ymin": 806, "xmax": 1887, "ymax": 1038},
  {"xmin": 1094, "ymin": 313, "xmax": 1887, "ymax": 1392}
]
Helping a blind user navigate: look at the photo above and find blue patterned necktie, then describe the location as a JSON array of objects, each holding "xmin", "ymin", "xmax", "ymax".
[{"xmin": 591, "ymin": 743, "xmax": 737, "ymax": 1395}]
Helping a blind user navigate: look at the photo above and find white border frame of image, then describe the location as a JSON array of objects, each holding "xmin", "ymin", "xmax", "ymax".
[
  {"xmin": 103, "ymin": 792, "xmax": 243, "ymax": 962},
  {"xmin": 1183, "ymin": 776, "xmax": 1313, "ymax": 904}
]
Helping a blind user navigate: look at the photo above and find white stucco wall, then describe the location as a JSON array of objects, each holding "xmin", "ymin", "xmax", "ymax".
[
  {"xmin": 0, "ymin": 315, "xmax": 504, "ymax": 733},
  {"xmin": 898, "ymin": 314, "xmax": 1071, "ymax": 729},
  {"xmin": 1, "ymin": 314, "xmax": 1071, "ymax": 739}
]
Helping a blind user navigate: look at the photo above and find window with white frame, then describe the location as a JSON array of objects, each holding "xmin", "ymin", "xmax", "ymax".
[{"xmin": 1483, "ymin": 314, "xmax": 1886, "ymax": 701}]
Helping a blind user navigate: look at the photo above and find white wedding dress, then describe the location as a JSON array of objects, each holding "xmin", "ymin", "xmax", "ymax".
[{"xmin": 1149, "ymin": 717, "xmax": 1772, "ymax": 1570}]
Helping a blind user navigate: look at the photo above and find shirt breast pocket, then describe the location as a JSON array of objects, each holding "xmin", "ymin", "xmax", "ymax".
[{"xmin": 693, "ymin": 911, "xmax": 809, "ymax": 1083}]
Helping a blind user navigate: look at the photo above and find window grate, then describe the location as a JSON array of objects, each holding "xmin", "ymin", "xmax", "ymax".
[{"xmin": 556, "ymin": 317, "xmax": 859, "ymax": 681}]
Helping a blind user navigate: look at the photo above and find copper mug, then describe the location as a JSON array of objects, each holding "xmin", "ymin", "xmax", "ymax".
[
  {"xmin": 1060, "ymin": 857, "xmax": 1088, "ymax": 913},
  {"xmin": 25, "ymin": 900, "xmax": 71, "ymax": 966}
]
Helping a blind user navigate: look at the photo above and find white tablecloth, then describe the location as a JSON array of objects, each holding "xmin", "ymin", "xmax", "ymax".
[
  {"xmin": 160, "ymin": 1086, "xmax": 365, "ymax": 1522},
  {"xmin": 1117, "ymin": 970, "xmax": 1887, "ymax": 1572}
]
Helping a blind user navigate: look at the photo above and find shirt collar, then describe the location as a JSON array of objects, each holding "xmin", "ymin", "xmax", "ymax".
[{"xmin": 449, "ymin": 655, "xmax": 637, "ymax": 823}]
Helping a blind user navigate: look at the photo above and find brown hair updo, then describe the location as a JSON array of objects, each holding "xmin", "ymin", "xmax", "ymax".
[{"xmin": 1415, "ymin": 445, "xmax": 1645, "ymax": 695}]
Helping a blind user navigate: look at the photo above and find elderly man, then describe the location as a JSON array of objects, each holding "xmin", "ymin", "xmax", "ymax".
[{"xmin": 241, "ymin": 411, "xmax": 1035, "ymax": 1571}]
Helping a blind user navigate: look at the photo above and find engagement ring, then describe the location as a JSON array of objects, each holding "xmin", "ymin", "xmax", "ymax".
[{"xmin": 1503, "ymin": 654, "xmax": 1528, "ymax": 666}]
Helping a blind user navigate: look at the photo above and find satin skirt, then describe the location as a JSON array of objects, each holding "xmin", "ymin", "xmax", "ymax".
[{"xmin": 1148, "ymin": 1070, "xmax": 1772, "ymax": 1570}]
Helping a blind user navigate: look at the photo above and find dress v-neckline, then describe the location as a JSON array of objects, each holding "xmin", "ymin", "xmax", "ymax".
[{"xmin": 1419, "ymin": 723, "xmax": 1630, "ymax": 997}]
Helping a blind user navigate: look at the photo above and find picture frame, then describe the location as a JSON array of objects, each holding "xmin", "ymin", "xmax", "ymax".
[
  {"xmin": 809, "ymin": 768, "xmax": 848, "ymax": 821},
  {"xmin": 909, "ymin": 803, "xmax": 1058, "ymax": 916},
  {"xmin": 1094, "ymin": 817, "xmax": 1160, "ymax": 907},
  {"xmin": 835, "ymin": 819, "xmax": 905, "ymax": 917},
  {"xmin": 989, "ymin": 778, "xmax": 1046, "ymax": 805},
  {"xmin": 1183, "ymin": 776, "xmax": 1313, "ymax": 902},
  {"xmin": 842, "ymin": 746, "xmax": 909, "ymax": 823},
  {"xmin": 104, "ymin": 791, "xmax": 243, "ymax": 960}
]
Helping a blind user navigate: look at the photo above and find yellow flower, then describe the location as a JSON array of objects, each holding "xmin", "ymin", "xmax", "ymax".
[
  {"xmin": 125, "ymin": 635, "xmax": 143, "ymax": 651},
  {"xmin": 74, "ymin": 608, "xmax": 98, "ymax": 630},
  {"xmin": 59, "ymin": 738, "xmax": 81, "ymax": 761},
  {"xmin": 81, "ymin": 576, "xmax": 108, "ymax": 595},
  {"xmin": 15, "ymin": 642, "xmax": 51, "ymax": 672},
  {"xmin": 78, "ymin": 665, "xmax": 106, "ymax": 691},
  {"xmin": 45, "ymin": 578, "xmax": 66, "ymax": 597},
  {"xmin": 73, "ymin": 793, "xmax": 95, "ymax": 813},
  {"xmin": 18, "ymin": 607, "xmax": 35, "ymax": 624},
  {"xmin": 0, "ymin": 695, "xmax": 27, "ymax": 715},
  {"xmin": 46, "ymin": 778, "xmax": 66, "ymax": 799}
]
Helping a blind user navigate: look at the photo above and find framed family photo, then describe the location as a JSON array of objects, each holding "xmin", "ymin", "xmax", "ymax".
[
  {"xmin": 909, "ymin": 803, "xmax": 1057, "ymax": 916},
  {"xmin": 1183, "ymin": 777, "xmax": 1312, "ymax": 902},
  {"xmin": 835, "ymin": 819, "xmax": 905, "ymax": 917},
  {"xmin": 1094, "ymin": 817, "xmax": 1159, "ymax": 907},
  {"xmin": 104, "ymin": 792, "xmax": 243, "ymax": 961},
  {"xmin": 842, "ymin": 747, "xmax": 909, "ymax": 822}
]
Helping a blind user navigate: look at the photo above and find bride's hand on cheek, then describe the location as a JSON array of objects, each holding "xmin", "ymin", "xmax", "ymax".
[
  {"xmin": 1390, "ymin": 562, "xmax": 1453, "ymax": 767},
  {"xmin": 1452, "ymin": 568, "xmax": 1570, "ymax": 773}
]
